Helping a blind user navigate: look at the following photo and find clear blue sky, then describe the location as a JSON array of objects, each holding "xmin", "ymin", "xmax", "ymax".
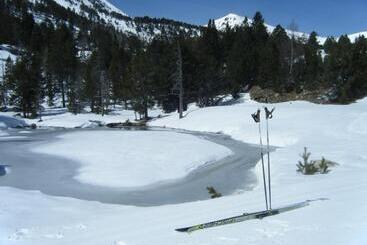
[{"xmin": 108, "ymin": 0, "xmax": 367, "ymax": 36}]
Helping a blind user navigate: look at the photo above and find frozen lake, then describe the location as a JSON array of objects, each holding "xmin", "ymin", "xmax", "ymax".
[{"xmin": 0, "ymin": 128, "xmax": 261, "ymax": 206}]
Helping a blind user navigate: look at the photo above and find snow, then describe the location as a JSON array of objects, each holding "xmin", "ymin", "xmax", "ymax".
[
  {"xmin": 1, "ymin": 94, "xmax": 367, "ymax": 244},
  {"xmin": 41, "ymin": 0, "xmax": 127, "ymax": 17},
  {"xmin": 0, "ymin": 49, "xmax": 16, "ymax": 61},
  {"xmin": 30, "ymin": 0, "xmax": 137, "ymax": 36},
  {"xmin": 29, "ymin": 0, "xmax": 166, "ymax": 41},
  {"xmin": 0, "ymin": 106, "xmax": 162, "ymax": 128},
  {"xmin": 30, "ymin": 111, "xmax": 135, "ymax": 128},
  {"xmin": 0, "ymin": 114, "xmax": 28, "ymax": 139},
  {"xmin": 214, "ymin": 13, "xmax": 247, "ymax": 30},
  {"xmin": 348, "ymin": 31, "xmax": 367, "ymax": 42},
  {"xmin": 0, "ymin": 115, "xmax": 28, "ymax": 128},
  {"xmin": 28, "ymin": 0, "xmax": 200, "ymax": 41},
  {"xmin": 32, "ymin": 130, "xmax": 233, "ymax": 188},
  {"xmin": 0, "ymin": 129, "xmax": 8, "ymax": 137}
]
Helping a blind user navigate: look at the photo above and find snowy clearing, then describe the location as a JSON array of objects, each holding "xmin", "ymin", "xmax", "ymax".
[
  {"xmin": 26, "ymin": 109, "xmax": 159, "ymax": 128},
  {"xmin": 1, "ymin": 94, "xmax": 367, "ymax": 244},
  {"xmin": 0, "ymin": 105, "xmax": 162, "ymax": 129},
  {"xmin": 32, "ymin": 130, "xmax": 233, "ymax": 188}
]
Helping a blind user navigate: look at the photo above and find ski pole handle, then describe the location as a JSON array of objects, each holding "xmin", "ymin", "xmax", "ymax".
[
  {"xmin": 251, "ymin": 109, "xmax": 261, "ymax": 123},
  {"xmin": 264, "ymin": 107, "xmax": 275, "ymax": 119}
]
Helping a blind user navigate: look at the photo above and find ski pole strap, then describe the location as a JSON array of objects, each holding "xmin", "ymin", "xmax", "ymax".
[
  {"xmin": 264, "ymin": 107, "xmax": 275, "ymax": 119},
  {"xmin": 251, "ymin": 109, "xmax": 261, "ymax": 123}
]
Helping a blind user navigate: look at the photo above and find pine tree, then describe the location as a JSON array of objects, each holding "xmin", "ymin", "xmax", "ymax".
[
  {"xmin": 297, "ymin": 147, "xmax": 318, "ymax": 175},
  {"xmin": 288, "ymin": 20, "xmax": 298, "ymax": 81},
  {"xmin": 197, "ymin": 19, "xmax": 225, "ymax": 107},
  {"xmin": 259, "ymin": 25, "xmax": 290, "ymax": 91},
  {"xmin": 128, "ymin": 51, "xmax": 155, "ymax": 119},
  {"xmin": 19, "ymin": 10, "xmax": 35, "ymax": 48},
  {"xmin": 325, "ymin": 35, "xmax": 353, "ymax": 102},
  {"xmin": 48, "ymin": 24, "xmax": 77, "ymax": 108},
  {"xmin": 109, "ymin": 45, "xmax": 126, "ymax": 106},
  {"xmin": 252, "ymin": 12, "xmax": 270, "ymax": 86},
  {"xmin": 349, "ymin": 36, "xmax": 367, "ymax": 100},
  {"xmin": 147, "ymin": 36, "xmax": 176, "ymax": 106},
  {"xmin": 304, "ymin": 31, "xmax": 322, "ymax": 89},
  {"xmin": 10, "ymin": 52, "xmax": 43, "ymax": 118},
  {"xmin": 323, "ymin": 37, "xmax": 339, "ymax": 88},
  {"xmin": 252, "ymin": 12, "xmax": 268, "ymax": 44},
  {"xmin": 226, "ymin": 20, "xmax": 255, "ymax": 96},
  {"xmin": 84, "ymin": 51, "xmax": 99, "ymax": 113}
]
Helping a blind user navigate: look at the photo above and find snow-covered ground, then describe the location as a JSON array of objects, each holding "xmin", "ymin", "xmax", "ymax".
[
  {"xmin": 32, "ymin": 130, "xmax": 232, "ymax": 188},
  {"xmin": 0, "ymin": 115, "xmax": 27, "ymax": 138},
  {"xmin": 1, "ymin": 94, "xmax": 367, "ymax": 244},
  {"xmin": 0, "ymin": 115, "xmax": 28, "ymax": 129},
  {"xmin": 0, "ymin": 106, "xmax": 162, "ymax": 128}
]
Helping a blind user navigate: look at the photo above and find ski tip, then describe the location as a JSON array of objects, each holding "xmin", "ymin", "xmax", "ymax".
[
  {"xmin": 306, "ymin": 197, "xmax": 329, "ymax": 203},
  {"xmin": 175, "ymin": 228, "xmax": 190, "ymax": 233}
]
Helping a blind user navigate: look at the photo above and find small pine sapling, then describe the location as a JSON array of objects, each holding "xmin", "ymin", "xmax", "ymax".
[
  {"xmin": 319, "ymin": 157, "xmax": 330, "ymax": 174},
  {"xmin": 207, "ymin": 186, "xmax": 222, "ymax": 199},
  {"xmin": 297, "ymin": 147, "xmax": 318, "ymax": 175}
]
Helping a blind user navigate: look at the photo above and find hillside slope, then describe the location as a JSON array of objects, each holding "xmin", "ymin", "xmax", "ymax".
[{"xmin": 28, "ymin": 0, "xmax": 201, "ymax": 41}]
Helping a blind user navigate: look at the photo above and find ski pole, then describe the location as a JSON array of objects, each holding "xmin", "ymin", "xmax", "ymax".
[
  {"xmin": 264, "ymin": 107, "xmax": 275, "ymax": 210},
  {"xmin": 252, "ymin": 109, "xmax": 268, "ymax": 211}
]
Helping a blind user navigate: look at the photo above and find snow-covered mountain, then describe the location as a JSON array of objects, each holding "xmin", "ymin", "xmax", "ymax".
[
  {"xmin": 26, "ymin": 1, "xmax": 366, "ymax": 44},
  {"xmin": 215, "ymin": 13, "xmax": 303, "ymax": 36},
  {"xmin": 214, "ymin": 13, "xmax": 327, "ymax": 43},
  {"xmin": 215, "ymin": 13, "xmax": 367, "ymax": 44},
  {"xmin": 347, "ymin": 31, "xmax": 367, "ymax": 42},
  {"xmin": 33, "ymin": 0, "xmax": 128, "ymax": 18},
  {"xmin": 31, "ymin": 0, "xmax": 136, "ymax": 35},
  {"xmin": 27, "ymin": 0, "xmax": 201, "ymax": 41}
]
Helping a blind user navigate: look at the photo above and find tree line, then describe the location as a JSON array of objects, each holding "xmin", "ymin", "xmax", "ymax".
[{"xmin": 1, "ymin": 0, "xmax": 367, "ymax": 118}]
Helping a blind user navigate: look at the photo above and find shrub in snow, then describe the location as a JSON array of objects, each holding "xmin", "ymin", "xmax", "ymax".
[
  {"xmin": 318, "ymin": 157, "xmax": 330, "ymax": 174},
  {"xmin": 207, "ymin": 186, "xmax": 222, "ymax": 199},
  {"xmin": 297, "ymin": 148, "xmax": 333, "ymax": 175},
  {"xmin": 297, "ymin": 147, "xmax": 318, "ymax": 175}
]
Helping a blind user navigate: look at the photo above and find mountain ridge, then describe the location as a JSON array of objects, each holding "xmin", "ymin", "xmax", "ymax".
[
  {"xmin": 28, "ymin": 0, "xmax": 201, "ymax": 41},
  {"xmin": 26, "ymin": 1, "xmax": 367, "ymax": 43},
  {"xmin": 214, "ymin": 13, "xmax": 367, "ymax": 44}
]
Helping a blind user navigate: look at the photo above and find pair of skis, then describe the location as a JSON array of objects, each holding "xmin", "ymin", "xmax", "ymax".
[
  {"xmin": 175, "ymin": 200, "xmax": 310, "ymax": 233},
  {"xmin": 175, "ymin": 106, "xmax": 312, "ymax": 233},
  {"xmin": 252, "ymin": 107, "xmax": 275, "ymax": 211}
]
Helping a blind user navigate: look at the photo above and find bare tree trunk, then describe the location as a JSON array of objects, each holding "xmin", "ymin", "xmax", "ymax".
[
  {"xmin": 91, "ymin": 99, "xmax": 95, "ymax": 113},
  {"xmin": 290, "ymin": 37, "xmax": 294, "ymax": 75},
  {"xmin": 60, "ymin": 79, "xmax": 66, "ymax": 108},
  {"xmin": 288, "ymin": 20, "xmax": 298, "ymax": 79},
  {"xmin": 177, "ymin": 41, "xmax": 184, "ymax": 119},
  {"xmin": 100, "ymin": 71, "xmax": 110, "ymax": 117},
  {"xmin": 144, "ymin": 99, "xmax": 148, "ymax": 119}
]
